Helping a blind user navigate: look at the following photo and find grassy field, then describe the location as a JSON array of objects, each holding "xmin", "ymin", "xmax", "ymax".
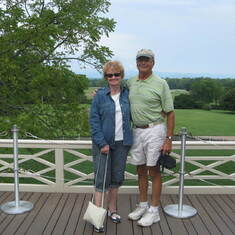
[
  {"xmin": 85, "ymin": 86, "xmax": 235, "ymax": 136},
  {"xmin": 175, "ymin": 109, "xmax": 235, "ymax": 136}
]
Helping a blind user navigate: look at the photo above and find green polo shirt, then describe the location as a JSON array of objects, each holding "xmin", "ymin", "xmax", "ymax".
[{"xmin": 127, "ymin": 73, "xmax": 174, "ymax": 126}]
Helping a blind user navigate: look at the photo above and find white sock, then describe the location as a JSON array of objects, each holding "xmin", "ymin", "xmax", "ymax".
[
  {"xmin": 149, "ymin": 206, "xmax": 159, "ymax": 213},
  {"xmin": 139, "ymin": 201, "xmax": 148, "ymax": 208}
]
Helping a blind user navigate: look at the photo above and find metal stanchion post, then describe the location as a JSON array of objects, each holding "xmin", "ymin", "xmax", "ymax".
[
  {"xmin": 1, "ymin": 125, "xmax": 34, "ymax": 214},
  {"xmin": 164, "ymin": 127, "xmax": 197, "ymax": 218}
]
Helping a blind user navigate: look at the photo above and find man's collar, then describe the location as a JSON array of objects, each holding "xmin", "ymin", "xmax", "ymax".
[{"xmin": 137, "ymin": 73, "xmax": 154, "ymax": 81}]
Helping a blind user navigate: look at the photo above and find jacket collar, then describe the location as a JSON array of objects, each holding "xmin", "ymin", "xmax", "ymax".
[{"xmin": 104, "ymin": 85, "xmax": 125, "ymax": 95}]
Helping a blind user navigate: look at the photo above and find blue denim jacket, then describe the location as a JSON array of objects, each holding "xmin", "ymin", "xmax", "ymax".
[{"xmin": 89, "ymin": 86, "xmax": 133, "ymax": 149}]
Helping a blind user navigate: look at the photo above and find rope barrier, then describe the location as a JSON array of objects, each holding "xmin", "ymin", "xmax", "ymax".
[
  {"xmin": 0, "ymin": 131, "xmax": 9, "ymax": 137},
  {"xmin": 24, "ymin": 131, "xmax": 81, "ymax": 140},
  {"xmin": 1, "ymin": 165, "xmax": 233, "ymax": 188},
  {"xmin": 25, "ymin": 132, "xmax": 42, "ymax": 139}
]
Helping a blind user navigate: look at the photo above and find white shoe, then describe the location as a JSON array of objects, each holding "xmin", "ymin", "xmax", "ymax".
[
  {"xmin": 137, "ymin": 209, "xmax": 160, "ymax": 227},
  {"xmin": 128, "ymin": 205, "xmax": 148, "ymax": 220}
]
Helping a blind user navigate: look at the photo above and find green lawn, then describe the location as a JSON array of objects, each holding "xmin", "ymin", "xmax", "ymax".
[
  {"xmin": 84, "ymin": 88, "xmax": 235, "ymax": 136},
  {"xmin": 175, "ymin": 109, "xmax": 235, "ymax": 136}
]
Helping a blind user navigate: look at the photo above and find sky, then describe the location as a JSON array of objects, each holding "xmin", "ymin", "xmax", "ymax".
[{"xmin": 70, "ymin": 0, "xmax": 235, "ymax": 78}]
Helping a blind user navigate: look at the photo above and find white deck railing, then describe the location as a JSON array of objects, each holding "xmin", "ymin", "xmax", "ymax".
[{"xmin": 0, "ymin": 139, "xmax": 234, "ymax": 194}]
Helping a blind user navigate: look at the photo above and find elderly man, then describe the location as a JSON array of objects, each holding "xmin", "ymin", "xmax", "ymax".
[{"xmin": 127, "ymin": 49, "xmax": 175, "ymax": 227}]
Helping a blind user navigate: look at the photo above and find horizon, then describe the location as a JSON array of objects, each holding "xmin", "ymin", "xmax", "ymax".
[{"xmin": 77, "ymin": 70, "xmax": 235, "ymax": 80}]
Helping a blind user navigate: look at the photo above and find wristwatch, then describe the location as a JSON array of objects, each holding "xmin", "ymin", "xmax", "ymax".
[{"xmin": 166, "ymin": 136, "xmax": 173, "ymax": 140}]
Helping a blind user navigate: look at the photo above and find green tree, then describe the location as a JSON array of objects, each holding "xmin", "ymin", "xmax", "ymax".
[
  {"xmin": 166, "ymin": 78, "xmax": 193, "ymax": 91},
  {"xmin": 221, "ymin": 87, "xmax": 235, "ymax": 111},
  {"xmin": 0, "ymin": 0, "xmax": 115, "ymax": 138},
  {"xmin": 190, "ymin": 78, "xmax": 223, "ymax": 105},
  {"xmin": 174, "ymin": 93, "xmax": 199, "ymax": 109}
]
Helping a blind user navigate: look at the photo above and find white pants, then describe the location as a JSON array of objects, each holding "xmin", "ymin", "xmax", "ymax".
[{"xmin": 130, "ymin": 123, "xmax": 166, "ymax": 166}]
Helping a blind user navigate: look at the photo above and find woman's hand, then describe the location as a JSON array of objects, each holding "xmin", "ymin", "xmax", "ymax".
[{"xmin": 100, "ymin": 145, "xmax": 109, "ymax": 154}]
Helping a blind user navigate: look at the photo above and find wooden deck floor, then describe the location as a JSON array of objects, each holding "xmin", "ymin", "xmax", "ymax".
[{"xmin": 0, "ymin": 192, "xmax": 234, "ymax": 235}]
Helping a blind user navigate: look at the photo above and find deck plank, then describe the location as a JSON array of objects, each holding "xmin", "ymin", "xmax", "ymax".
[
  {"xmin": 141, "ymin": 195, "xmax": 152, "ymax": 235},
  {"xmin": 161, "ymin": 194, "xmax": 188, "ymax": 235},
  {"xmin": 63, "ymin": 193, "xmax": 86, "ymax": 235},
  {"xmin": 42, "ymin": 193, "xmax": 71, "ymax": 235},
  {"xmin": 52, "ymin": 193, "xmax": 80, "ymax": 235},
  {"xmin": 74, "ymin": 193, "xmax": 93, "ymax": 235},
  {"xmin": 228, "ymin": 194, "xmax": 235, "ymax": 206},
  {"xmin": 0, "ymin": 192, "xmax": 28, "ymax": 234},
  {"xmin": 1, "ymin": 192, "xmax": 39, "ymax": 235},
  {"xmin": 190, "ymin": 195, "xmax": 222, "ymax": 234},
  {"xmin": 158, "ymin": 198, "xmax": 171, "ymax": 235},
  {"xmin": 205, "ymin": 195, "xmax": 235, "ymax": 234},
  {"xmin": 170, "ymin": 195, "xmax": 197, "ymax": 235},
  {"xmin": 116, "ymin": 194, "xmax": 133, "ymax": 235},
  {"xmin": 147, "ymin": 194, "xmax": 163, "ymax": 235},
  {"xmin": 0, "ymin": 192, "xmax": 12, "ymax": 204},
  {"xmin": 184, "ymin": 195, "xmax": 210, "ymax": 235},
  {"xmin": 4, "ymin": 193, "xmax": 48, "ymax": 235},
  {"xmin": 24, "ymin": 193, "xmax": 62, "ymax": 235},
  {"xmin": 1, "ymin": 192, "xmax": 235, "ymax": 235},
  {"xmin": 0, "ymin": 191, "xmax": 15, "ymax": 224},
  {"xmin": 130, "ymin": 194, "xmax": 143, "ymax": 235},
  {"xmin": 223, "ymin": 195, "xmax": 235, "ymax": 212},
  {"xmin": 197, "ymin": 194, "xmax": 234, "ymax": 235},
  {"xmin": 105, "ymin": 207, "xmax": 116, "ymax": 235},
  {"xmin": 212, "ymin": 195, "xmax": 235, "ymax": 223},
  {"xmin": 26, "ymin": 193, "xmax": 63, "ymax": 235}
]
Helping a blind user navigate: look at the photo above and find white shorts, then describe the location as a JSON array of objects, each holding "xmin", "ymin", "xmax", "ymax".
[{"xmin": 130, "ymin": 123, "xmax": 166, "ymax": 166}]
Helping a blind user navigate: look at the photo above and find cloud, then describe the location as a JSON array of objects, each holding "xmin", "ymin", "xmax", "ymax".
[
  {"xmin": 101, "ymin": 33, "xmax": 139, "ymax": 58},
  {"xmin": 72, "ymin": 0, "xmax": 235, "ymax": 76},
  {"xmin": 100, "ymin": 33, "xmax": 141, "ymax": 69}
]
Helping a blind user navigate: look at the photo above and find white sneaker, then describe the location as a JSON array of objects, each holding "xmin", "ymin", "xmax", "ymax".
[
  {"xmin": 137, "ymin": 209, "xmax": 160, "ymax": 227},
  {"xmin": 128, "ymin": 205, "xmax": 148, "ymax": 220}
]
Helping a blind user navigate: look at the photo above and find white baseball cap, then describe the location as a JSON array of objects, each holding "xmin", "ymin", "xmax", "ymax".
[{"xmin": 136, "ymin": 49, "xmax": 155, "ymax": 60}]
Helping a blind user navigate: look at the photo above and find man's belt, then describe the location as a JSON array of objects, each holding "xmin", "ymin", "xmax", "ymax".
[{"xmin": 134, "ymin": 120, "xmax": 164, "ymax": 129}]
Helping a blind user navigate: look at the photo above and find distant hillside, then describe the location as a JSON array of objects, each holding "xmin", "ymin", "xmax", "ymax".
[{"xmin": 81, "ymin": 70, "xmax": 235, "ymax": 79}]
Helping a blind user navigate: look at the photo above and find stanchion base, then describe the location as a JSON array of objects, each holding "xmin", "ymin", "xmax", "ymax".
[
  {"xmin": 1, "ymin": 201, "xmax": 34, "ymax": 214},
  {"xmin": 164, "ymin": 204, "xmax": 197, "ymax": 218}
]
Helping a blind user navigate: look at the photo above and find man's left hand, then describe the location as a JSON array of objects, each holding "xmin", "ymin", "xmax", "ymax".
[{"xmin": 161, "ymin": 138, "xmax": 172, "ymax": 155}]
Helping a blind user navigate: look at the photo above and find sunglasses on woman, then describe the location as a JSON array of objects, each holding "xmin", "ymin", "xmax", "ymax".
[{"xmin": 105, "ymin": 73, "xmax": 121, "ymax": 78}]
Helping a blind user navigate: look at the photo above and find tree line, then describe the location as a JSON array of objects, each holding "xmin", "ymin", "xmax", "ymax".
[
  {"xmin": 89, "ymin": 77, "xmax": 235, "ymax": 111},
  {"xmin": 166, "ymin": 77, "xmax": 235, "ymax": 110}
]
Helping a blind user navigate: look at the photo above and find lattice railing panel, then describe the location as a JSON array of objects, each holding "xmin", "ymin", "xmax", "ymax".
[{"xmin": 0, "ymin": 139, "xmax": 234, "ymax": 193}]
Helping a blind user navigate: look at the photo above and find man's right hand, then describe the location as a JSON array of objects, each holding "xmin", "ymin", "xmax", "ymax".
[{"xmin": 92, "ymin": 88, "xmax": 98, "ymax": 97}]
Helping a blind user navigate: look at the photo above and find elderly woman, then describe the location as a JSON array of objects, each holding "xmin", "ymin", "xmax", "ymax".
[{"xmin": 89, "ymin": 61, "xmax": 132, "ymax": 232}]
